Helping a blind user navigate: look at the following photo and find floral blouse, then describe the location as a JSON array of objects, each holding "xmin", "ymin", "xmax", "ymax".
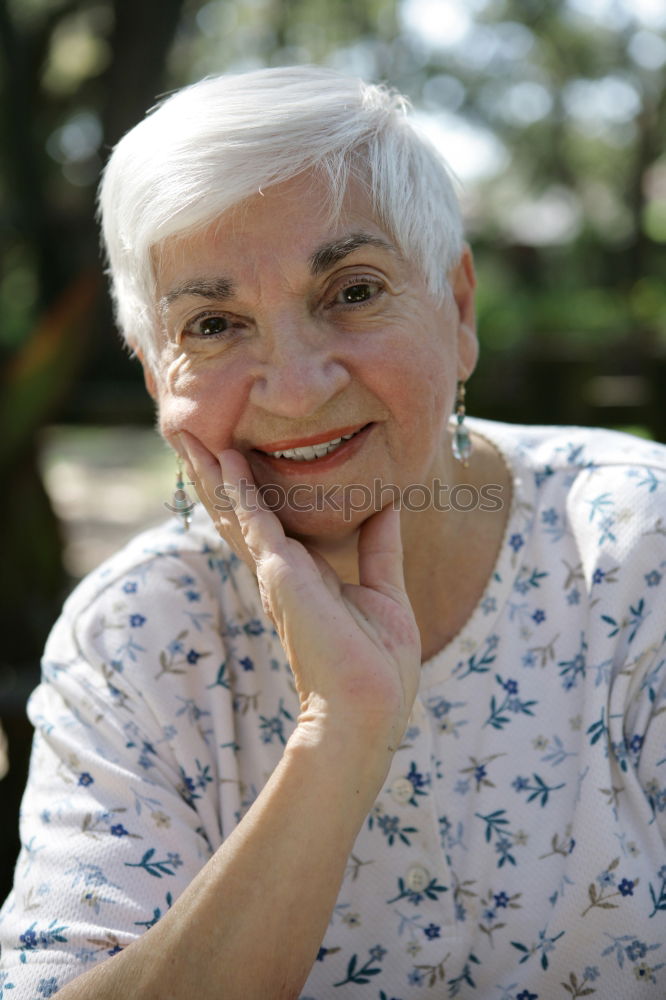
[{"xmin": 1, "ymin": 418, "xmax": 665, "ymax": 1000}]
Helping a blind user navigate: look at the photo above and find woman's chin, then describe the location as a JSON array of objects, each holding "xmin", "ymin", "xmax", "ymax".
[{"xmin": 273, "ymin": 504, "xmax": 366, "ymax": 548}]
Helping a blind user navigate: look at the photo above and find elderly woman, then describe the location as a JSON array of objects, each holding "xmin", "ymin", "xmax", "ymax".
[{"xmin": 1, "ymin": 66, "xmax": 665, "ymax": 999}]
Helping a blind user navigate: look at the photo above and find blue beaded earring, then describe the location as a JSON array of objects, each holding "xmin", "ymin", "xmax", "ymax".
[
  {"xmin": 172, "ymin": 458, "xmax": 194, "ymax": 530},
  {"xmin": 452, "ymin": 379, "xmax": 472, "ymax": 467}
]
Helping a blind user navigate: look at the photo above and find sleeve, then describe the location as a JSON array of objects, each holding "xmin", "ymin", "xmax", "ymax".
[
  {"xmin": 0, "ymin": 548, "xmax": 238, "ymax": 998},
  {"xmin": 566, "ymin": 459, "xmax": 666, "ymax": 840}
]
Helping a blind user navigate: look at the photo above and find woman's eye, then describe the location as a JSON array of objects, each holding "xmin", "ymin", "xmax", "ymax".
[
  {"xmin": 183, "ymin": 313, "xmax": 237, "ymax": 339},
  {"xmin": 333, "ymin": 280, "xmax": 382, "ymax": 306}
]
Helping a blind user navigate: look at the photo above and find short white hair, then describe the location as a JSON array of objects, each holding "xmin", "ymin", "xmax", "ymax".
[{"xmin": 98, "ymin": 65, "xmax": 464, "ymax": 370}]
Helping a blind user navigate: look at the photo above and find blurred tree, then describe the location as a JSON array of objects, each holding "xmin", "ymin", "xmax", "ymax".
[
  {"xmin": 0, "ymin": 0, "xmax": 187, "ymax": 904},
  {"xmin": 382, "ymin": 0, "xmax": 666, "ymax": 431},
  {"xmin": 0, "ymin": 0, "xmax": 188, "ymax": 674}
]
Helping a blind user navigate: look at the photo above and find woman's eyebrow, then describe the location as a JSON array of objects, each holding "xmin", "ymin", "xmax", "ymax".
[
  {"xmin": 159, "ymin": 233, "xmax": 396, "ymax": 310},
  {"xmin": 309, "ymin": 232, "xmax": 399, "ymax": 275},
  {"xmin": 160, "ymin": 276, "xmax": 236, "ymax": 310}
]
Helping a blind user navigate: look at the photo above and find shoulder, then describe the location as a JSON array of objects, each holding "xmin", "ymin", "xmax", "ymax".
[
  {"xmin": 42, "ymin": 507, "xmax": 264, "ymax": 689},
  {"xmin": 468, "ymin": 417, "xmax": 666, "ymax": 483},
  {"xmin": 469, "ymin": 419, "xmax": 666, "ymax": 520},
  {"xmin": 470, "ymin": 416, "xmax": 666, "ymax": 587},
  {"xmin": 58, "ymin": 506, "xmax": 254, "ymax": 628}
]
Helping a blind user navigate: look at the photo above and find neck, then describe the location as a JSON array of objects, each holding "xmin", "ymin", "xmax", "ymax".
[{"xmin": 306, "ymin": 428, "xmax": 512, "ymax": 660}]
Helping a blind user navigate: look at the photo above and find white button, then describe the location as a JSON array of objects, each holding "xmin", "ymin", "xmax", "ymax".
[
  {"xmin": 405, "ymin": 865, "xmax": 430, "ymax": 892},
  {"xmin": 390, "ymin": 777, "xmax": 413, "ymax": 804}
]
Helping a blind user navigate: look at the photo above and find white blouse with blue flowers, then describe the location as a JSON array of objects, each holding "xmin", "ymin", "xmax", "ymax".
[{"xmin": 1, "ymin": 418, "xmax": 666, "ymax": 1000}]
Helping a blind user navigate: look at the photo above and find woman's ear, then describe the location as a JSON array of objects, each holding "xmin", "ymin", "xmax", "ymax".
[{"xmin": 449, "ymin": 244, "xmax": 478, "ymax": 381}]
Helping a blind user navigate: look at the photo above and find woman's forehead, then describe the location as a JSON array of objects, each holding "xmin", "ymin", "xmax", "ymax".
[{"xmin": 154, "ymin": 175, "xmax": 403, "ymax": 297}]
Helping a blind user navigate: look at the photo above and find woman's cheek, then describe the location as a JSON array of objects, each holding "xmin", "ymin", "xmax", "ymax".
[
  {"xmin": 156, "ymin": 353, "xmax": 252, "ymax": 449},
  {"xmin": 156, "ymin": 392, "xmax": 200, "ymax": 439},
  {"xmin": 154, "ymin": 351, "xmax": 211, "ymax": 435}
]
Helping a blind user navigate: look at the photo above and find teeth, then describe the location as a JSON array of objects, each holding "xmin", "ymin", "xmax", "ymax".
[{"xmin": 267, "ymin": 430, "xmax": 358, "ymax": 461}]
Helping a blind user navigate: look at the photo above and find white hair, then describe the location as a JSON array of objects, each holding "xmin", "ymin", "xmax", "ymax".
[{"xmin": 98, "ymin": 65, "xmax": 464, "ymax": 370}]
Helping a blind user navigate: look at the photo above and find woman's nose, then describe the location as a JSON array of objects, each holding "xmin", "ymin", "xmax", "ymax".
[{"xmin": 248, "ymin": 327, "xmax": 351, "ymax": 418}]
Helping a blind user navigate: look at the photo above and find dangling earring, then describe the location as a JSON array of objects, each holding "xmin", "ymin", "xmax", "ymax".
[
  {"xmin": 452, "ymin": 379, "xmax": 472, "ymax": 467},
  {"xmin": 170, "ymin": 458, "xmax": 194, "ymax": 531}
]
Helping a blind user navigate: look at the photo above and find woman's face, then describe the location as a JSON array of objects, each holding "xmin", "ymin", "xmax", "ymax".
[{"xmin": 148, "ymin": 173, "xmax": 478, "ymax": 541}]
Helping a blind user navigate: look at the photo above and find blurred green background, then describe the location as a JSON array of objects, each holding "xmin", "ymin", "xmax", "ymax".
[{"xmin": 1, "ymin": 0, "xmax": 665, "ymax": 898}]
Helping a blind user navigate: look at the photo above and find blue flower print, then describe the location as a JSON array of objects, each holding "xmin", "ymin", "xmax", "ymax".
[
  {"xmin": 19, "ymin": 927, "xmax": 38, "ymax": 950},
  {"xmin": 404, "ymin": 762, "xmax": 430, "ymax": 802},
  {"xmin": 598, "ymin": 868, "xmax": 615, "ymax": 888},
  {"xmin": 423, "ymin": 923, "xmax": 440, "ymax": 939},
  {"xmin": 78, "ymin": 772, "xmax": 94, "ymax": 787},
  {"xmin": 512, "ymin": 773, "xmax": 565, "ymax": 807},
  {"xmin": 427, "ymin": 696, "xmax": 453, "ymax": 720},
  {"xmin": 129, "ymin": 614, "xmax": 146, "ymax": 627},
  {"xmin": 516, "ymin": 991, "xmax": 538, "ymax": 1000},
  {"xmin": 583, "ymin": 966, "xmax": 600, "ymax": 981},
  {"xmin": 110, "ymin": 824, "xmax": 128, "ymax": 837},
  {"xmin": 19, "ymin": 920, "xmax": 68, "ymax": 955},
  {"xmin": 618, "ymin": 878, "xmax": 635, "ymax": 897},
  {"xmin": 186, "ymin": 649, "xmax": 202, "ymax": 664},
  {"xmin": 541, "ymin": 508, "xmax": 558, "ymax": 526},
  {"xmin": 37, "ymin": 979, "xmax": 59, "ymax": 998},
  {"xmin": 534, "ymin": 463, "xmax": 554, "ymax": 487},
  {"xmin": 558, "ymin": 638, "xmax": 587, "ymax": 689},
  {"xmin": 375, "ymin": 813, "xmax": 418, "ymax": 847},
  {"xmin": 122, "ymin": 581, "xmax": 137, "ymax": 594},
  {"xmin": 626, "ymin": 940, "xmax": 647, "ymax": 961},
  {"xmin": 532, "ymin": 609, "xmax": 546, "ymax": 624},
  {"xmin": 239, "ymin": 656, "xmax": 254, "ymax": 672},
  {"xmin": 387, "ymin": 875, "xmax": 447, "ymax": 906},
  {"xmin": 645, "ymin": 570, "xmax": 662, "ymax": 587},
  {"xmin": 509, "ymin": 534, "xmax": 524, "ymax": 552},
  {"xmin": 486, "ymin": 675, "xmax": 536, "ymax": 729},
  {"xmin": 494, "ymin": 891, "xmax": 509, "ymax": 908},
  {"xmin": 513, "ymin": 566, "xmax": 548, "ymax": 595},
  {"xmin": 586, "ymin": 492, "xmax": 613, "ymax": 523},
  {"xmin": 649, "ymin": 864, "xmax": 666, "ymax": 917},
  {"xmin": 0, "ymin": 971, "xmax": 15, "ymax": 996}
]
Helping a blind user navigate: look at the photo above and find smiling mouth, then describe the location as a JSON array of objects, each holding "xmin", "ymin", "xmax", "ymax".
[{"xmin": 254, "ymin": 424, "xmax": 371, "ymax": 462}]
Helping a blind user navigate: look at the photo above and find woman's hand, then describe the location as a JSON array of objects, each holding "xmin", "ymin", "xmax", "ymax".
[{"xmin": 175, "ymin": 431, "xmax": 421, "ymax": 750}]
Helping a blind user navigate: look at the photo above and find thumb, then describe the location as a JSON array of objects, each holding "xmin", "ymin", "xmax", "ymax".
[{"xmin": 357, "ymin": 504, "xmax": 406, "ymax": 595}]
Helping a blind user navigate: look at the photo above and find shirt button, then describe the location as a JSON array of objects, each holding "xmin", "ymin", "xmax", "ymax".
[
  {"xmin": 390, "ymin": 777, "xmax": 413, "ymax": 804},
  {"xmin": 405, "ymin": 865, "xmax": 430, "ymax": 892}
]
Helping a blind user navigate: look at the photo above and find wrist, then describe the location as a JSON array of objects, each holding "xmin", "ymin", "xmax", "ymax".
[{"xmin": 285, "ymin": 713, "xmax": 398, "ymax": 813}]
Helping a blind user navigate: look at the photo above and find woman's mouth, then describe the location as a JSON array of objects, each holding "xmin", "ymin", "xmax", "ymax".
[{"xmin": 252, "ymin": 423, "xmax": 373, "ymax": 474}]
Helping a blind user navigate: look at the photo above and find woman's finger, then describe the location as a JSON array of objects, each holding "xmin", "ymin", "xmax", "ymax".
[
  {"xmin": 217, "ymin": 449, "xmax": 291, "ymax": 563},
  {"xmin": 356, "ymin": 503, "xmax": 407, "ymax": 596},
  {"xmin": 176, "ymin": 430, "xmax": 222, "ymax": 504},
  {"xmin": 174, "ymin": 432, "xmax": 256, "ymax": 571}
]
